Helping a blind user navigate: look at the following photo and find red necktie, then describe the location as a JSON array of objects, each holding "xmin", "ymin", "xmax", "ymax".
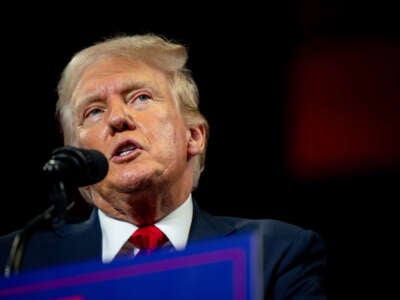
[{"xmin": 129, "ymin": 225, "xmax": 168, "ymax": 255}]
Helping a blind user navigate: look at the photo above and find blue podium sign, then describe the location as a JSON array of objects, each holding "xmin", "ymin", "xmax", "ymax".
[{"xmin": 0, "ymin": 232, "xmax": 262, "ymax": 299}]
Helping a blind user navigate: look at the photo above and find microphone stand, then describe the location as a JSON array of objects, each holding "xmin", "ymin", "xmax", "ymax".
[{"xmin": 4, "ymin": 179, "xmax": 74, "ymax": 278}]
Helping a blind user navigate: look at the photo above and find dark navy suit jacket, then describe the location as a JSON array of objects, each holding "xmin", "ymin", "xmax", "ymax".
[{"xmin": 0, "ymin": 202, "xmax": 327, "ymax": 299}]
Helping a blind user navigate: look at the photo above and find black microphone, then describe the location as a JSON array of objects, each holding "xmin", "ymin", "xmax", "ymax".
[
  {"xmin": 43, "ymin": 146, "xmax": 109, "ymax": 186},
  {"xmin": 4, "ymin": 147, "xmax": 109, "ymax": 277}
]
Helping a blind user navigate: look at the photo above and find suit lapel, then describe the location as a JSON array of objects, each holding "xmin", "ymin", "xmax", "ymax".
[
  {"xmin": 53, "ymin": 208, "xmax": 102, "ymax": 262},
  {"xmin": 188, "ymin": 201, "xmax": 234, "ymax": 242}
]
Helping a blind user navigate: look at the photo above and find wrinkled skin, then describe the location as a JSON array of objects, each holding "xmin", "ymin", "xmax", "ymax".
[{"xmin": 70, "ymin": 58, "xmax": 205, "ymax": 225}]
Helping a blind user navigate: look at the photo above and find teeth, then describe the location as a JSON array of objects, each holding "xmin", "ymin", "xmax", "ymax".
[
  {"xmin": 117, "ymin": 144, "xmax": 137, "ymax": 156},
  {"xmin": 119, "ymin": 150, "xmax": 131, "ymax": 156}
]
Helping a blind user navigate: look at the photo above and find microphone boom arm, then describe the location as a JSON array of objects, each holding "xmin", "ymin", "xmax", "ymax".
[{"xmin": 4, "ymin": 179, "xmax": 73, "ymax": 278}]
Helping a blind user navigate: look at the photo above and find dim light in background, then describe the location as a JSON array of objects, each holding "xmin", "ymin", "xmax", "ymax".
[{"xmin": 285, "ymin": 38, "xmax": 400, "ymax": 180}]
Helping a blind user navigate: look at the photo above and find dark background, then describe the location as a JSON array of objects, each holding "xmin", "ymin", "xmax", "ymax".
[{"xmin": 1, "ymin": 1, "xmax": 399, "ymax": 298}]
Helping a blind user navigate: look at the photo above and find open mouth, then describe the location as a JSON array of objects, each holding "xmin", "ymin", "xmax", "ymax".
[{"xmin": 112, "ymin": 140, "xmax": 141, "ymax": 159}]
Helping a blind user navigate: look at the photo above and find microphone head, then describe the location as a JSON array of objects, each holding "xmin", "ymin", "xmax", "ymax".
[{"xmin": 44, "ymin": 146, "xmax": 109, "ymax": 186}]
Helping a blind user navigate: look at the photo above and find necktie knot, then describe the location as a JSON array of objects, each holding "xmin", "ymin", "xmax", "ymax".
[{"xmin": 129, "ymin": 225, "xmax": 168, "ymax": 255}]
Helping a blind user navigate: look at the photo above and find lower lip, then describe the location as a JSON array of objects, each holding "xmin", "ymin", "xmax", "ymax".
[{"xmin": 111, "ymin": 149, "xmax": 141, "ymax": 163}]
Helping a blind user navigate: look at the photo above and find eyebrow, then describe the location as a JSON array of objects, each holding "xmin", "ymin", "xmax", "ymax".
[{"xmin": 73, "ymin": 80, "xmax": 157, "ymax": 113}]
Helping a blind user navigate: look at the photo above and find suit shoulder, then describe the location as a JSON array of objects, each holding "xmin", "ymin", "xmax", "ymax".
[
  {"xmin": 212, "ymin": 214, "xmax": 325, "ymax": 249},
  {"xmin": 256, "ymin": 219, "xmax": 308, "ymax": 237},
  {"xmin": 211, "ymin": 214, "xmax": 306, "ymax": 237}
]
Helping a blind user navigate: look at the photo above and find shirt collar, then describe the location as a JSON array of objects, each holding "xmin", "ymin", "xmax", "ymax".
[
  {"xmin": 156, "ymin": 194, "xmax": 193, "ymax": 251},
  {"xmin": 99, "ymin": 194, "xmax": 193, "ymax": 262}
]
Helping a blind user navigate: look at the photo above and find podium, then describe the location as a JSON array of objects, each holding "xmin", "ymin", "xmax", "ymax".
[{"xmin": 0, "ymin": 232, "xmax": 262, "ymax": 299}]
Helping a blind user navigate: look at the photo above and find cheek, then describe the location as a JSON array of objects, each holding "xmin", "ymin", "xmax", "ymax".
[
  {"xmin": 78, "ymin": 126, "xmax": 107, "ymax": 147},
  {"xmin": 154, "ymin": 119, "xmax": 188, "ymax": 149},
  {"xmin": 143, "ymin": 120, "xmax": 188, "ymax": 165}
]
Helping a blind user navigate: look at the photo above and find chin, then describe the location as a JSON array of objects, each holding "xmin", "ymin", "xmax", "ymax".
[{"xmin": 114, "ymin": 171, "xmax": 157, "ymax": 192}]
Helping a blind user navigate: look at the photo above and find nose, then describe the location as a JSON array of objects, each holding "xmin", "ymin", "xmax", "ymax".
[{"xmin": 107, "ymin": 99, "xmax": 135, "ymax": 133}]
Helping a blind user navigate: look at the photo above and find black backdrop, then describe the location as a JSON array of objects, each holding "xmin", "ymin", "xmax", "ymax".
[{"xmin": 1, "ymin": 2, "xmax": 399, "ymax": 298}]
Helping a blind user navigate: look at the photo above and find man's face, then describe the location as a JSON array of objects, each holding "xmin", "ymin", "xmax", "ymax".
[{"xmin": 71, "ymin": 58, "xmax": 194, "ymax": 203}]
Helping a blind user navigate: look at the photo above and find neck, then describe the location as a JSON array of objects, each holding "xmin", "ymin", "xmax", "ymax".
[{"xmin": 91, "ymin": 174, "xmax": 193, "ymax": 226}]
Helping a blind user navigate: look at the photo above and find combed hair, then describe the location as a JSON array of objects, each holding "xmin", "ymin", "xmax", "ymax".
[{"xmin": 56, "ymin": 34, "xmax": 209, "ymax": 196}]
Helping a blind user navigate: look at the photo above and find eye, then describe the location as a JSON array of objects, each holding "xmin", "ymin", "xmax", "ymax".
[
  {"xmin": 84, "ymin": 107, "xmax": 104, "ymax": 120},
  {"xmin": 136, "ymin": 94, "xmax": 151, "ymax": 102},
  {"xmin": 125, "ymin": 90, "xmax": 154, "ymax": 110},
  {"xmin": 127, "ymin": 93, "xmax": 153, "ymax": 109}
]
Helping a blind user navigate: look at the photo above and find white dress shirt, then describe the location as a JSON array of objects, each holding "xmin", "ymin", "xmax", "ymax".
[{"xmin": 99, "ymin": 194, "xmax": 193, "ymax": 262}]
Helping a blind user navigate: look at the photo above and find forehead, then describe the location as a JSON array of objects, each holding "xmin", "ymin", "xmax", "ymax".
[{"xmin": 71, "ymin": 57, "xmax": 171, "ymax": 104}]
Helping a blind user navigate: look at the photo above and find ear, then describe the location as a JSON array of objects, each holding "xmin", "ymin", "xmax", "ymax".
[{"xmin": 187, "ymin": 124, "xmax": 206, "ymax": 158}]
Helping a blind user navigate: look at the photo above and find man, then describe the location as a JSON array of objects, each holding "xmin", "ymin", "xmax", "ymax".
[{"xmin": 0, "ymin": 34, "xmax": 327, "ymax": 298}]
